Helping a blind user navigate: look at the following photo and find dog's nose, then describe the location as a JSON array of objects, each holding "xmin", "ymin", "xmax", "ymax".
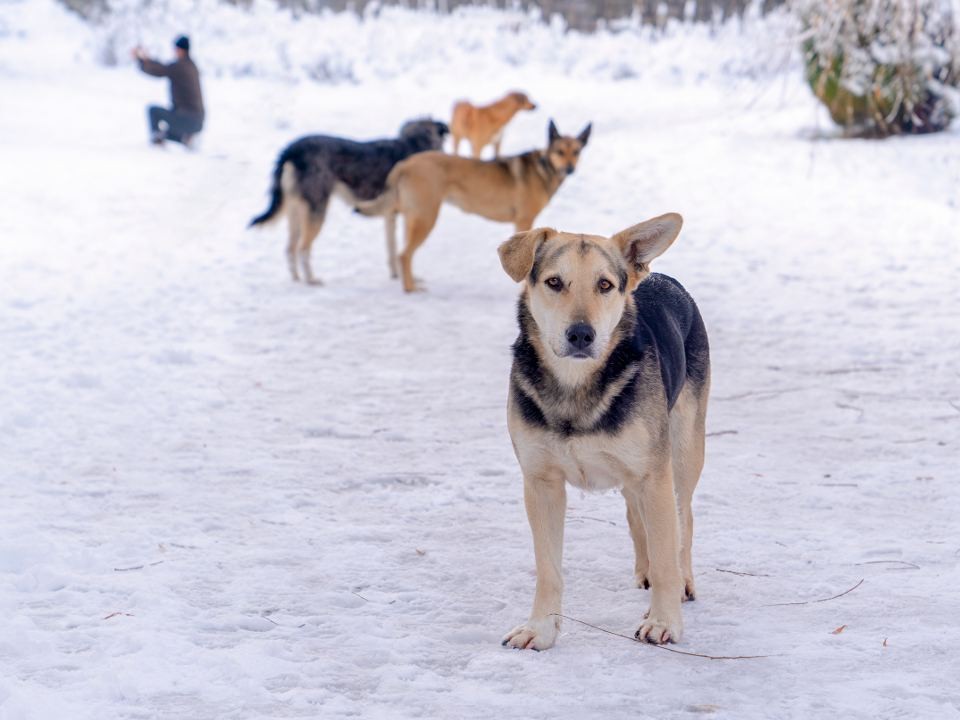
[
  {"xmin": 566, "ymin": 164, "xmax": 575, "ymax": 175},
  {"xmin": 566, "ymin": 323, "xmax": 595, "ymax": 352}
]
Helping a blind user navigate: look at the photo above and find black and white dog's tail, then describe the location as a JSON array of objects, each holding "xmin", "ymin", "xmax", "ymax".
[{"xmin": 249, "ymin": 159, "xmax": 294, "ymax": 227}]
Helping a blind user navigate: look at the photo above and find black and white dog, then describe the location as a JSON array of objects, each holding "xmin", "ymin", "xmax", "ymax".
[{"xmin": 249, "ymin": 119, "xmax": 448, "ymax": 285}]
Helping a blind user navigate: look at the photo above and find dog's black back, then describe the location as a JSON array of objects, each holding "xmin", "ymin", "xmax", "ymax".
[
  {"xmin": 250, "ymin": 119, "xmax": 448, "ymax": 226},
  {"xmin": 631, "ymin": 273, "xmax": 710, "ymax": 410}
]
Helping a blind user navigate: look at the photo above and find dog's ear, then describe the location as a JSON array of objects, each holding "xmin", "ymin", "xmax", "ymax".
[
  {"xmin": 577, "ymin": 123, "xmax": 592, "ymax": 146},
  {"xmin": 613, "ymin": 213, "xmax": 683, "ymax": 270},
  {"xmin": 548, "ymin": 119, "xmax": 560, "ymax": 145},
  {"xmin": 498, "ymin": 227, "xmax": 557, "ymax": 283}
]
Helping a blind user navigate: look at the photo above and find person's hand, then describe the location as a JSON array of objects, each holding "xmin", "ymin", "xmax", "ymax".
[{"xmin": 130, "ymin": 46, "xmax": 144, "ymax": 60}]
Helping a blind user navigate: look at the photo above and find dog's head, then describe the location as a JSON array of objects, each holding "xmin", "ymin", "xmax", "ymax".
[
  {"xmin": 399, "ymin": 118, "xmax": 450, "ymax": 150},
  {"xmin": 498, "ymin": 214, "xmax": 683, "ymax": 373},
  {"xmin": 508, "ymin": 91, "xmax": 537, "ymax": 111},
  {"xmin": 545, "ymin": 120, "xmax": 591, "ymax": 177}
]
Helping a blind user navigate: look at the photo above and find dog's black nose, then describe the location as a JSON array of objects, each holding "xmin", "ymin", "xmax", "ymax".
[
  {"xmin": 566, "ymin": 164, "xmax": 575, "ymax": 175},
  {"xmin": 566, "ymin": 323, "xmax": 594, "ymax": 352}
]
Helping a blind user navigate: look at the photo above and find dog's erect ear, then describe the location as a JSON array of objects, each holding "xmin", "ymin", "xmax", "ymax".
[
  {"xmin": 548, "ymin": 119, "xmax": 560, "ymax": 145},
  {"xmin": 498, "ymin": 228, "xmax": 557, "ymax": 283},
  {"xmin": 613, "ymin": 213, "xmax": 683, "ymax": 269},
  {"xmin": 577, "ymin": 123, "xmax": 592, "ymax": 146}
]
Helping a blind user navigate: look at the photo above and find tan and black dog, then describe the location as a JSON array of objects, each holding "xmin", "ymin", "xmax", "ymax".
[
  {"xmin": 497, "ymin": 214, "xmax": 710, "ymax": 650},
  {"xmin": 357, "ymin": 120, "xmax": 590, "ymax": 292},
  {"xmin": 450, "ymin": 91, "xmax": 537, "ymax": 158},
  {"xmin": 249, "ymin": 119, "xmax": 448, "ymax": 285}
]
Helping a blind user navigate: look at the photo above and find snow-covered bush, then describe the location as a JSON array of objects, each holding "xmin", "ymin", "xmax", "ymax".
[{"xmin": 795, "ymin": 0, "xmax": 960, "ymax": 136}]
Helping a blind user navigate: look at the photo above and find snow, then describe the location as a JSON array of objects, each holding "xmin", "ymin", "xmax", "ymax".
[{"xmin": 1, "ymin": 1, "xmax": 960, "ymax": 719}]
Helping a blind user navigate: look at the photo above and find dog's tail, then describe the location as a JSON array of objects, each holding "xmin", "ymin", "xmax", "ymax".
[{"xmin": 249, "ymin": 159, "xmax": 296, "ymax": 227}]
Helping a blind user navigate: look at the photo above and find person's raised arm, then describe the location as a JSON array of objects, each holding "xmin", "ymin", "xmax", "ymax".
[{"xmin": 131, "ymin": 47, "xmax": 171, "ymax": 77}]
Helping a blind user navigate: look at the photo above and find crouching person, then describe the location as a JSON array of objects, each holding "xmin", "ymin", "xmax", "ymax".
[{"xmin": 132, "ymin": 35, "xmax": 205, "ymax": 147}]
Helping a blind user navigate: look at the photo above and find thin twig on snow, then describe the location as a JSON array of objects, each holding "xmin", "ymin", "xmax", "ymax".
[
  {"xmin": 763, "ymin": 578, "xmax": 864, "ymax": 607},
  {"xmin": 549, "ymin": 613, "xmax": 775, "ymax": 660}
]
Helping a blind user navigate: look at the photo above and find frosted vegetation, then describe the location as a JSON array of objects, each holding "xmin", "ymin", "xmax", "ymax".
[{"xmin": 795, "ymin": 0, "xmax": 960, "ymax": 135}]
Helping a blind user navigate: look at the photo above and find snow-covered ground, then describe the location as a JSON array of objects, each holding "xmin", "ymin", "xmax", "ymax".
[{"xmin": 2, "ymin": 2, "xmax": 959, "ymax": 719}]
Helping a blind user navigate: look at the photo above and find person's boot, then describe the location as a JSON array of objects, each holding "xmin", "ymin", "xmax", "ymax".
[{"xmin": 150, "ymin": 131, "xmax": 166, "ymax": 146}]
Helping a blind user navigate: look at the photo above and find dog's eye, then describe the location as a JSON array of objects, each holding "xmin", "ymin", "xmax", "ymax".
[
  {"xmin": 597, "ymin": 278, "xmax": 613, "ymax": 293},
  {"xmin": 545, "ymin": 277, "xmax": 563, "ymax": 292}
]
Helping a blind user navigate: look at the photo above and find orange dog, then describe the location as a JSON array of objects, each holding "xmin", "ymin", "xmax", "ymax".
[{"xmin": 450, "ymin": 91, "xmax": 537, "ymax": 158}]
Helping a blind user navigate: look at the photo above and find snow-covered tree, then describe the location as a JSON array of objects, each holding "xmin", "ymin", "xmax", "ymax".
[{"xmin": 795, "ymin": 0, "xmax": 960, "ymax": 136}]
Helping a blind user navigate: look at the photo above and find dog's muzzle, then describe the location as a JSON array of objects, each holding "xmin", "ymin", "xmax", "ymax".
[{"xmin": 564, "ymin": 322, "xmax": 595, "ymax": 358}]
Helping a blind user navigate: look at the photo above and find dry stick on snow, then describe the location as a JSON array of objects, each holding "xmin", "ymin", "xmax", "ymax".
[
  {"xmin": 549, "ymin": 614, "xmax": 775, "ymax": 660},
  {"xmin": 763, "ymin": 578, "xmax": 864, "ymax": 607},
  {"xmin": 568, "ymin": 515, "xmax": 618, "ymax": 526},
  {"xmin": 706, "ymin": 430, "xmax": 739, "ymax": 438},
  {"xmin": 855, "ymin": 560, "xmax": 920, "ymax": 570},
  {"xmin": 114, "ymin": 560, "xmax": 164, "ymax": 572},
  {"xmin": 715, "ymin": 568, "xmax": 771, "ymax": 577},
  {"xmin": 835, "ymin": 401, "xmax": 865, "ymax": 420},
  {"xmin": 714, "ymin": 387, "xmax": 806, "ymax": 402}
]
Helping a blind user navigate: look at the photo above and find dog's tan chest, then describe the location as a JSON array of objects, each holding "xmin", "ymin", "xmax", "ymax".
[{"xmin": 510, "ymin": 414, "xmax": 654, "ymax": 492}]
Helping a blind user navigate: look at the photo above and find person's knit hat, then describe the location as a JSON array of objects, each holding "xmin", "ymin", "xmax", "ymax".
[{"xmin": 174, "ymin": 35, "xmax": 190, "ymax": 52}]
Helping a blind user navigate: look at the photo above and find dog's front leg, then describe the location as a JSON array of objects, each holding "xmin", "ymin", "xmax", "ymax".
[
  {"xmin": 502, "ymin": 472, "xmax": 566, "ymax": 651},
  {"xmin": 630, "ymin": 462, "xmax": 684, "ymax": 644}
]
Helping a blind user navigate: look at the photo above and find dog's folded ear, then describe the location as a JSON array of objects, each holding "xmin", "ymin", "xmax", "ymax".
[
  {"xmin": 498, "ymin": 227, "xmax": 557, "ymax": 283},
  {"xmin": 613, "ymin": 213, "xmax": 683, "ymax": 270}
]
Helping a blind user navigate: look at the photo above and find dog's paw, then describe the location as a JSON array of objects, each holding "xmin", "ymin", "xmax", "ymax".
[
  {"xmin": 636, "ymin": 573, "xmax": 650, "ymax": 590},
  {"xmin": 501, "ymin": 617, "xmax": 559, "ymax": 651},
  {"xmin": 683, "ymin": 578, "xmax": 696, "ymax": 602},
  {"xmin": 635, "ymin": 612, "xmax": 682, "ymax": 645}
]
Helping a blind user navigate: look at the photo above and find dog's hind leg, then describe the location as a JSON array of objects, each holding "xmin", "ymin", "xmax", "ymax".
[
  {"xmin": 671, "ymin": 384, "xmax": 709, "ymax": 602},
  {"xmin": 623, "ymin": 491, "xmax": 650, "ymax": 590},
  {"xmin": 399, "ymin": 206, "xmax": 439, "ymax": 293},
  {"xmin": 285, "ymin": 205, "xmax": 303, "ymax": 282},
  {"xmin": 296, "ymin": 201, "xmax": 328, "ymax": 286},
  {"xmin": 451, "ymin": 134, "xmax": 462, "ymax": 156},
  {"xmin": 385, "ymin": 211, "xmax": 399, "ymax": 279}
]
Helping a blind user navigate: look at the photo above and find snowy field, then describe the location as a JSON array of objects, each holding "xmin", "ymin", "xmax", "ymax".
[{"xmin": 2, "ymin": 2, "xmax": 960, "ymax": 719}]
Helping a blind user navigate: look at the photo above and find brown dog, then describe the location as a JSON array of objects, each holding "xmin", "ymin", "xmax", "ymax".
[
  {"xmin": 357, "ymin": 120, "xmax": 591, "ymax": 292},
  {"xmin": 450, "ymin": 91, "xmax": 537, "ymax": 158}
]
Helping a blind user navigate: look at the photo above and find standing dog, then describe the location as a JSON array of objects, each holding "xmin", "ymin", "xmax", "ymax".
[
  {"xmin": 450, "ymin": 91, "xmax": 537, "ymax": 158},
  {"xmin": 357, "ymin": 120, "xmax": 590, "ymax": 292},
  {"xmin": 248, "ymin": 119, "xmax": 448, "ymax": 285},
  {"xmin": 497, "ymin": 214, "xmax": 710, "ymax": 650}
]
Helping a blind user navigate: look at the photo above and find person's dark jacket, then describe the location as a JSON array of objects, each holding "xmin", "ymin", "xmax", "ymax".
[{"xmin": 138, "ymin": 56, "xmax": 205, "ymax": 120}]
